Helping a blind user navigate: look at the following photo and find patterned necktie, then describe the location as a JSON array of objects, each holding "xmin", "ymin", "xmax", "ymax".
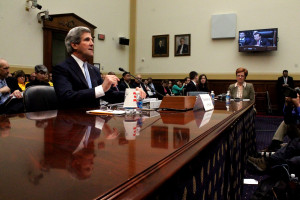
[
  {"xmin": 83, "ymin": 62, "xmax": 92, "ymax": 89},
  {"xmin": 0, "ymin": 79, "xmax": 10, "ymax": 105}
]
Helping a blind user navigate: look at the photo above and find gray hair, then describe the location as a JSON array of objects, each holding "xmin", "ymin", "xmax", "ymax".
[
  {"xmin": 35, "ymin": 64, "xmax": 48, "ymax": 73},
  {"xmin": 65, "ymin": 26, "xmax": 91, "ymax": 54}
]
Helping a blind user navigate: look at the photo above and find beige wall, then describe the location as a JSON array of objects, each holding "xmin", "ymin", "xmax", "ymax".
[
  {"xmin": 0, "ymin": 0, "xmax": 130, "ymax": 73},
  {"xmin": 135, "ymin": 0, "xmax": 300, "ymax": 80},
  {"xmin": 2, "ymin": 1, "xmax": 300, "ymax": 80}
]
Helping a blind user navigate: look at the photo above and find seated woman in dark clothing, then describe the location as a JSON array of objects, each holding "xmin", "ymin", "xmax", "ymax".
[
  {"xmin": 198, "ymin": 74, "xmax": 209, "ymax": 92},
  {"xmin": 26, "ymin": 65, "xmax": 50, "ymax": 88},
  {"xmin": 156, "ymin": 80, "xmax": 170, "ymax": 100},
  {"xmin": 14, "ymin": 70, "xmax": 28, "ymax": 91}
]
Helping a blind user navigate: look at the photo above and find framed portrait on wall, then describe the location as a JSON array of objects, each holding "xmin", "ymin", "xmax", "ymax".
[
  {"xmin": 175, "ymin": 34, "xmax": 191, "ymax": 56},
  {"xmin": 152, "ymin": 34, "xmax": 169, "ymax": 57}
]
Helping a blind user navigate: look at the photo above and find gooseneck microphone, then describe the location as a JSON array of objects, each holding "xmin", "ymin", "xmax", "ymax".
[{"xmin": 118, "ymin": 67, "xmax": 126, "ymax": 73}]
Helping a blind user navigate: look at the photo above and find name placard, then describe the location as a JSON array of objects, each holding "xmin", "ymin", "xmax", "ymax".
[{"xmin": 193, "ymin": 94, "xmax": 214, "ymax": 111}]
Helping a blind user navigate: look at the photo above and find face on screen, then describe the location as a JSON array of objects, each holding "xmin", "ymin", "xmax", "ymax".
[{"xmin": 239, "ymin": 32, "xmax": 245, "ymax": 39}]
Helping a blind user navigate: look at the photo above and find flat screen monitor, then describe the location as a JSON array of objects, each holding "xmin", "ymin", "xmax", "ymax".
[{"xmin": 238, "ymin": 28, "xmax": 278, "ymax": 52}]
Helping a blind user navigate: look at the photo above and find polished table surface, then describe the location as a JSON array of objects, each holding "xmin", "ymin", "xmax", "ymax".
[{"xmin": 0, "ymin": 100, "xmax": 254, "ymax": 200}]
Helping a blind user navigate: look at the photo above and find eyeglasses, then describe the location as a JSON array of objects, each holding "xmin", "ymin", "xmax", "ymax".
[{"xmin": 236, "ymin": 75, "xmax": 245, "ymax": 78}]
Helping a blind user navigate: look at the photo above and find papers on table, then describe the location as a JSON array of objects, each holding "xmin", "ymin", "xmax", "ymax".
[{"xmin": 86, "ymin": 109, "xmax": 126, "ymax": 115}]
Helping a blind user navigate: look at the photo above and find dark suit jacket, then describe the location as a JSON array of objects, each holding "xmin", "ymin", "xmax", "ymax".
[
  {"xmin": 156, "ymin": 85, "xmax": 169, "ymax": 100},
  {"xmin": 176, "ymin": 44, "xmax": 189, "ymax": 54},
  {"xmin": 239, "ymin": 38, "xmax": 251, "ymax": 46},
  {"xmin": 155, "ymin": 45, "xmax": 166, "ymax": 54},
  {"xmin": 277, "ymin": 76, "xmax": 294, "ymax": 90},
  {"xmin": 53, "ymin": 56, "xmax": 124, "ymax": 109},
  {"xmin": 6, "ymin": 77, "xmax": 21, "ymax": 92},
  {"xmin": 132, "ymin": 81, "xmax": 149, "ymax": 97},
  {"xmin": 118, "ymin": 80, "xmax": 133, "ymax": 91},
  {"xmin": 250, "ymin": 38, "xmax": 270, "ymax": 46},
  {"xmin": 185, "ymin": 81, "xmax": 198, "ymax": 95}
]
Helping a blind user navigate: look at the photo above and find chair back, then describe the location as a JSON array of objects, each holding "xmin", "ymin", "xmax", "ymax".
[{"xmin": 23, "ymin": 86, "xmax": 58, "ymax": 112}]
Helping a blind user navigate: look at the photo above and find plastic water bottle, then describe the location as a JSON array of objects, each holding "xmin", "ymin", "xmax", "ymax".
[
  {"xmin": 136, "ymin": 91, "xmax": 143, "ymax": 113},
  {"xmin": 226, "ymin": 90, "xmax": 230, "ymax": 103},
  {"xmin": 210, "ymin": 91, "xmax": 215, "ymax": 100}
]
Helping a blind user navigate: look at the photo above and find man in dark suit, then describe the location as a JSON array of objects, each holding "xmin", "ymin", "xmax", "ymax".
[
  {"xmin": 185, "ymin": 71, "xmax": 199, "ymax": 95},
  {"xmin": 176, "ymin": 37, "xmax": 189, "ymax": 54},
  {"xmin": 239, "ymin": 32, "xmax": 251, "ymax": 46},
  {"xmin": 53, "ymin": 26, "xmax": 133, "ymax": 109},
  {"xmin": 132, "ymin": 74, "xmax": 149, "ymax": 97},
  {"xmin": 118, "ymin": 72, "xmax": 133, "ymax": 91},
  {"xmin": 250, "ymin": 32, "xmax": 270, "ymax": 46},
  {"xmin": 277, "ymin": 70, "xmax": 295, "ymax": 113}
]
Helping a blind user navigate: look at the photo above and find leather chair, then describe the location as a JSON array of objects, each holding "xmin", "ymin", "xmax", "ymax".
[{"xmin": 23, "ymin": 85, "xmax": 58, "ymax": 112}]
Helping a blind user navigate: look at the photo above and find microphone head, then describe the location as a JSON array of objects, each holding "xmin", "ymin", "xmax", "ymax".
[{"xmin": 119, "ymin": 67, "xmax": 125, "ymax": 72}]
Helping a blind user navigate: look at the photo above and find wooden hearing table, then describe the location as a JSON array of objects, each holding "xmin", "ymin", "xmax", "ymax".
[{"xmin": 0, "ymin": 100, "xmax": 255, "ymax": 200}]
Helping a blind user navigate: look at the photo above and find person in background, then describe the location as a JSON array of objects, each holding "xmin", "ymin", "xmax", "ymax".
[
  {"xmin": 25, "ymin": 74, "xmax": 30, "ymax": 83},
  {"xmin": 26, "ymin": 65, "xmax": 50, "ymax": 88},
  {"xmin": 167, "ymin": 80, "xmax": 173, "ymax": 96},
  {"xmin": 198, "ymin": 74, "xmax": 209, "ymax": 92},
  {"xmin": 250, "ymin": 32, "xmax": 270, "ymax": 47},
  {"xmin": 277, "ymin": 70, "xmax": 294, "ymax": 114},
  {"xmin": 132, "ymin": 74, "xmax": 149, "ymax": 97},
  {"xmin": 239, "ymin": 32, "xmax": 251, "ymax": 46},
  {"xmin": 147, "ymin": 77, "xmax": 156, "ymax": 96},
  {"xmin": 185, "ymin": 71, "xmax": 199, "ymax": 95},
  {"xmin": 118, "ymin": 72, "xmax": 132, "ymax": 91},
  {"xmin": 172, "ymin": 80, "xmax": 184, "ymax": 95},
  {"xmin": 228, "ymin": 67, "xmax": 255, "ymax": 100},
  {"xmin": 48, "ymin": 73, "xmax": 53, "ymax": 86},
  {"xmin": 29, "ymin": 72, "xmax": 36, "ymax": 82},
  {"xmin": 107, "ymin": 71, "xmax": 115, "ymax": 75},
  {"xmin": 156, "ymin": 80, "xmax": 170, "ymax": 100},
  {"xmin": 0, "ymin": 58, "xmax": 23, "ymax": 114},
  {"xmin": 143, "ymin": 79, "xmax": 154, "ymax": 97},
  {"xmin": 14, "ymin": 70, "xmax": 28, "ymax": 91}
]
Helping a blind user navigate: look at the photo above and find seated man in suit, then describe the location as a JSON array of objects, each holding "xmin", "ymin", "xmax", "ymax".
[
  {"xmin": 132, "ymin": 74, "xmax": 149, "ymax": 97},
  {"xmin": 53, "ymin": 26, "xmax": 145, "ymax": 109},
  {"xmin": 185, "ymin": 71, "xmax": 199, "ymax": 95},
  {"xmin": 239, "ymin": 32, "xmax": 251, "ymax": 46},
  {"xmin": 250, "ymin": 32, "xmax": 270, "ymax": 47},
  {"xmin": 0, "ymin": 58, "xmax": 23, "ymax": 114},
  {"xmin": 118, "ymin": 72, "xmax": 133, "ymax": 91}
]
